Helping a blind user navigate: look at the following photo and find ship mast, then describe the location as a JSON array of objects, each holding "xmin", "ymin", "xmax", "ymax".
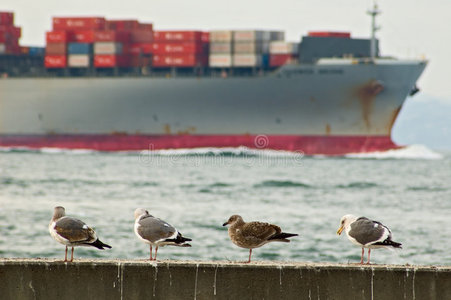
[{"xmin": 367, "ymin": 1, "xmax": 380, "ymax": 59}]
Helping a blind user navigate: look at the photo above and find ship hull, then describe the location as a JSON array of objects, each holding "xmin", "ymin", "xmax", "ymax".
[{"xmin": 0, "ymin": 59, "xmax": 426, "ymax": 155}]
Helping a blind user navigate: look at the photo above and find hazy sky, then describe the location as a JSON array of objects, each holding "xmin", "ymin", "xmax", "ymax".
[{"xmin": 3, "ymin": 0, "xmax": 451, "ymax": 100}]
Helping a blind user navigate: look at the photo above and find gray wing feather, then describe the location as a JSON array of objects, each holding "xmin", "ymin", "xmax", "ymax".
[
  {"xmin": 137, "ymin": 216, "xmax": 176, "ymax": 243},
  {"xmin": 349, "ymin": 217, "xmax": 389, "ymax": 245}
]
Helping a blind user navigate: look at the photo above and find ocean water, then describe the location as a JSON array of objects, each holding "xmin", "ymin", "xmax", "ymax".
[{"xmin": 0, "ymin": 145, "xmax": 450, "ymax": 265}]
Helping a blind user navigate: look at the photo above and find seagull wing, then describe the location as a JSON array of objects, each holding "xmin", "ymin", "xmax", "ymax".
[
  {"xmin": 137, "ymin": 215, "xmax": 177, "ymax": 243},
  {"xmin": 349, "ymin": 217, "xmax": 390, "ymax": 246},
  {"xmin": 241, "ymin": 221, "xmax": 280, "ymax": 241},
  {"xmin": 55, "ymin": 216, "xmax": 96, "ymax": 244}
]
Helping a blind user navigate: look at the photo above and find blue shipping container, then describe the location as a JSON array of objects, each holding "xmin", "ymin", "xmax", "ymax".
[
  {"xmin": 28, "ymin": 47, "xmax": 45, "ymax": 56},
  {"xmin": 68, "ymin": 43, "xmax": 92, "ymax": 55}
]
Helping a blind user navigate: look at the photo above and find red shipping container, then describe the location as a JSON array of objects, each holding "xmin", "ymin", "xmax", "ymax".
[
  {"xmin": 308, "ymin": 31, "xmax": 350, "ymax": 38},
  {"xmin": 105, "ymin": 20, "xmax": 139, "ymax": 31},
  {"xmin": 94, "ymin": 54, "xmax": 130, "ymax": 67},
  {"xmin": 130, "ymin": 43, "xmax": 153, "ymax": 55},
  {"xmin": 130, "ymin": 30, "xmax": 153, "ymax": 43},
  {"xmin": 139, "ymin": 23, "xmax": 153, "ymax": 31},
  {"xmin": 53, "ymin": 17, "xmax": 106, "ymax": 30},
  {"xmin": 269, "ymin": 54, "xmax": 295, "ymax": 67},
  {"xmin": 0, "ymin": 26, "xmax": 21, "ymax": 38},
  {"xmin": 45, "ymin": 55, "xmax": 67, "ymax": 68},
  {"xmin": 153, "ymin": 31, "xmax": 202, "ymax": 42},
  {"xmin": 94, "ymin": 30, "xmax": 130, "ymax": 43},
  {"xmin": 46, "ymin": 43, "xmax": 67, "ymax": 55},
  {"xmin": 201, "ymin": 32, "xmax": 209, "ymax": 43},
  {"xmin": 5, "ymin": 42, "xmax": 20, "ymax": 54},
  {"xmin": 0, "ymin": 12, "xmax": 14, "ymax": 25},
  {"xmin": 73, "ymin": 30, "xmax": 96, "ymax": 43},
  {"xmin": 129, "ymin": 54, "xmax": 152, "ymax": 67},
  {"xmin": 46, "ymin": 31, "xmax": 74, "ymax": 43},
  {"xmin": 152, "ymin": 42, "xmax": 204, "ymax": 55},
  {"xmin": 152, "ymin": 54, "xmax": 206, "ymax": 67}
]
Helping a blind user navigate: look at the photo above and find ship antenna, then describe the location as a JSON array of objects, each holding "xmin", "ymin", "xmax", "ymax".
[{"xmin": 367, "ymin": 1, "xmax": 381, "ymax": 60}]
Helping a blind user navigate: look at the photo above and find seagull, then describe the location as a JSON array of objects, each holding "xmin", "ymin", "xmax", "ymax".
[
  {"xmin": 337, "ymin": 214, "xmax": 402, "ymax": 264},
  {"xmin": 223, "ymin": 214, "xmax": 298, "ymax": 263},
  {"xmin": 49, "ymin": 206, "xmax": 112, "ymax": 262},
  {"xmin": 134, "ymin": 208, "xmax": 192, "ymax": 261}
]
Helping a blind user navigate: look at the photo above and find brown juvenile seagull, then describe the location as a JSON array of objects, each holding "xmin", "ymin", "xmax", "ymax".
[
  {"xmin": 49, "ymin": 206, "xmax": 112, "ymax": 262},
  {"xmin": 337, "ymin": 214, "xmax": 402, "ymax": 264},
  {"xmin": 223, "ymin": 214, "xmax": 298, "ymax": 263},
  {"xmin": 134, "ymin": 208, "xmax": 192, "ymax": 261}
]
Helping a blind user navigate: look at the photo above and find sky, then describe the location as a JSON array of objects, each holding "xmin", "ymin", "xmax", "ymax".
[{"xmin": 3, "ymin": 0, "xmax": 451, "ymax": 101}]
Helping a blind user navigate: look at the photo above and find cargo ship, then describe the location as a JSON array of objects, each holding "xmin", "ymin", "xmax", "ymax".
[{"xmin": 0, "ymin": 5, "xmax": 427, "ymax": 155}]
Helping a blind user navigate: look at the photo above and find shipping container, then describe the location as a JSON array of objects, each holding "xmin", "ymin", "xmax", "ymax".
[
  {"xmin": 201, "ymin": 32, "xmax": 209, "ymax": 43},
  {"xmin": 94, "ymin": 30, "xmax": 130, "ymax": 43},
  {"xmin": 44, "ymin": 55, "xmax": 67, "ymax": 68},
  {"xmin": 46, "ymin": 31, "xmax": 74, "ymax": 43},
  {"xmin": 129, "ymin": 54, "xmax": 152, "ymax": 67},
  {"xmin": 130, "ymin": 30, "xmax": 153, "ymax": 43},
  {"xmin": 308, "ymin": 31, "xmax": 351, "ymax": 38},
  {"xmin": 73, "ymin": 30, "xmax": 96, "ymax": 43},
  {"xmin": 0, "ymin": 44, "xmax": 5, "ymax": 54},
  {"xmin": 129, "ymin": 43, "xmax": 153, "ymax": 55},
  {"xmin": 67, "ymin": 43, "xmax": 92, "ymax": 55},
  {"xmin": 105, "ymin": 20, "xmax": 139, "ymax": 31},
  {"xmin": 152, "ymin": 42, "xmax": 204, "ymax": 55},
  {"xmin": 233, "ymin": 54, "xmax": 262, "ymax": 67},
  {"xmin": 152, "ymin": 54, "xmax": 206, "ymax": 67},
  {"xmin": 233, "ymin": 30, "xmax": 269, "ymax": 42},
  {"xmin": 139, "ymin": 23, "xmax": 153, "ymax": 31},
  {"xmin": 94, "ymin": 54, "xmax": 129, "ymax": 67},
  {"xmin": 0, "ymin": 26, "xmax": 21, "ymax": 38},
  {"xmin": 209, "ymin": 31, "xmax": 233, "ymax": 43},
  {"xmin": 94, "ymin": 42, "xmax": 123, "ymax": 54},
  {"xmin": 269, "ymin": 41, "xmax": 298, "ymax": 54},
  {"xmin": 270, "ymin": 31, "xmax": 285, "ymax": 41},
  {"xmin": 153, "ymin": 31, "xmax": 202, "ymax": 42},
  {"xmin": 68, "ymin": 54, "xmax": 90, "ymax": 67},
  {"xmin": 53, "ymin": 17, "xmax": 106, "ymax": 31},
  {"xmin": 269, "ymin": 54, "xmax": 296, "ymax": 67},
  {"xmin": 233, "ymin": 41, "xmax": 268, "ymax": 54},
  {"xmin": 208, "ymin": 54, "xmax": 233, "ymax": 67},
  {"xmin": 29, "ymin": 46, "xmax": 45, "ymax": 56},
  {"xmin": 209, "ymin": 42, "xmax": 233, "ymax": 54},
  {"xmin": 0, "ymin": 12, "xmax": 14, "ymax": 26},
  {"xmin": 45, "ymin": 43, "xmax": 67, "ymax": 55}
]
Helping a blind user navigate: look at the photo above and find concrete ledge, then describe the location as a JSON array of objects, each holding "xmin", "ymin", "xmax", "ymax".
[{"xmin": 0, "ymin": 259, "xmax": 450, "ymax": 300}]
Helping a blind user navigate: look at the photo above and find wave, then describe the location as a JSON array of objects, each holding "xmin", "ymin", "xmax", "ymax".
[
  {"xmin": 336, "ymin": 182, "xmax": 380, "ymax": 189},
  {"xmin": 344, "ymin": 145, "xmax": 443, "ymax": 160},
  {"xmin": 254, "ymin": 180, "xmax": 311, "ymax": 188}
]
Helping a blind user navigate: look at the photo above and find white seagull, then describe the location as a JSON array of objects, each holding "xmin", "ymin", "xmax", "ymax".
[
  {"xmin": 134, "ymin": 208, "xmax": 192, "ymax": 261},
  {"xmin": 49, "ymin": 206, "xmax": 112, "ymax": 262},
  {"xmin": 337, "ymin": 214, "xmax": 402, "ymax": 264}
]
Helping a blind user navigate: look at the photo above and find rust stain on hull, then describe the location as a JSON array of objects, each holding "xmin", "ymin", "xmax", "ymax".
[
  {"xmin": 387, "ymin": 106, "xmax": 402, "ymax": 135},
  {"xmin": 354, "ymin": 80, "xmax": 384, "ymax": 130},
  {"xmin": 325, "ymin": 123, "xmax": 331, "ymax": 135}
]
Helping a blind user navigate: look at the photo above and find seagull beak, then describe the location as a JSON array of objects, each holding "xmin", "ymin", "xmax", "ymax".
[
  {"xmin": 222, "ymin": 221, "xmax": 228, "ymax": 226},
  {"xmin": 336, "ymin": 226, "xmax": 344, "ymax": 235}
]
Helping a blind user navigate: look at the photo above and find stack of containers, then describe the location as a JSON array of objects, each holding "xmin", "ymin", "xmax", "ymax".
[
  {"xmin": 152, "ymin": 31, "xmax": 207, "ymax": 68},
  {"xmin": 93, "ymin": 29, "xmax": 131, "ymax": 68},
  {"xmin": 0, "ymin": 11, "xmax": 21, "ymax": 55},
  {"xmin": 233, "ymin": 30, "xmax": 284, "ymax": 68},
  {"xmin": 127, "ymin": 21, "xmax": 154, "ymax": 68},
  {"xmin": 269, "ymin": 41, "xmax": 299, "ymax": 67},
  {"xmin": 208, "ymin": 30, "xmax": 234, "ymax": 68}
]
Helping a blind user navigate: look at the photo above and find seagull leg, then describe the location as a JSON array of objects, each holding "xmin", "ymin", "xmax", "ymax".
[
  {"xmin": 64, "ymin": 246, "xmax": 68, "ymax": 262},
  {"xmin": 149, "ymin": 245, "xmax": 153, "ymax": 261},
  {"xmin": 154, "ymin": 246, "xmax": 159, "ymax": 261},
  {"xmin": 70, "ymin": 247, "xmax": 74, "ymax": 262},
  {"xmin": 247, "ymin": 249, "xmax": 252, "ymax": 263},
  {"xmin": 360, "ymin": 248, "xmax": 364, "ymax": 264},
  {"xmin": 367, "ymin": 249, "xmax": 371, "ymax": 264}
]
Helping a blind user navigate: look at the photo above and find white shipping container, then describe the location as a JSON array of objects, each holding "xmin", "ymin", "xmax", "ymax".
[
  {"xmin": 68, "ymin": 54, "xmax": 90, "ymax": 67},
  {"xmin": 0, "ymin": 44, "xmax": 5, "ymax": 54},
  {"xmin": 210, "ymin": 31, "xmax": 234, "ymax": 42},
  {"xmin": 233, "ymin": 54, "xmax": 262, "ymax": 67},
  {"xmin": 233, "ymin": 30, "xmax": 270, "ymax": 42},
  {"xmin": 209, "ymin": 54, "xmax": 233, "ymax": 67},
  {"xmin": 269, "ymin": 42, "xmax": 299, "ymax": 54},
  {"xmin": 234, "ymin": 42, "xmax": 269, "ymax": 54},
  {"xmin": 209, "ymin": 42, "xmax": 233, "ymax": 54},
  {"xmin": 94, "ymin": 42, "xmax": 122, "ymax": 55}
]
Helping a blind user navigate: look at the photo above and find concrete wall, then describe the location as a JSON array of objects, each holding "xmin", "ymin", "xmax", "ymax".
[{"xmin": 0, "ymin": 259, "xmax": 450, "ymax": 300}]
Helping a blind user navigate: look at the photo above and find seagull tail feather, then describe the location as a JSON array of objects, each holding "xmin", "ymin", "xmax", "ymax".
[
  {"xmin": 269, "ymin": 232, "xmax": 298, "ymax": 241},
  {"xmin": 89, "ymin": 239, "xmax": 112, "ymax": 250}
]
